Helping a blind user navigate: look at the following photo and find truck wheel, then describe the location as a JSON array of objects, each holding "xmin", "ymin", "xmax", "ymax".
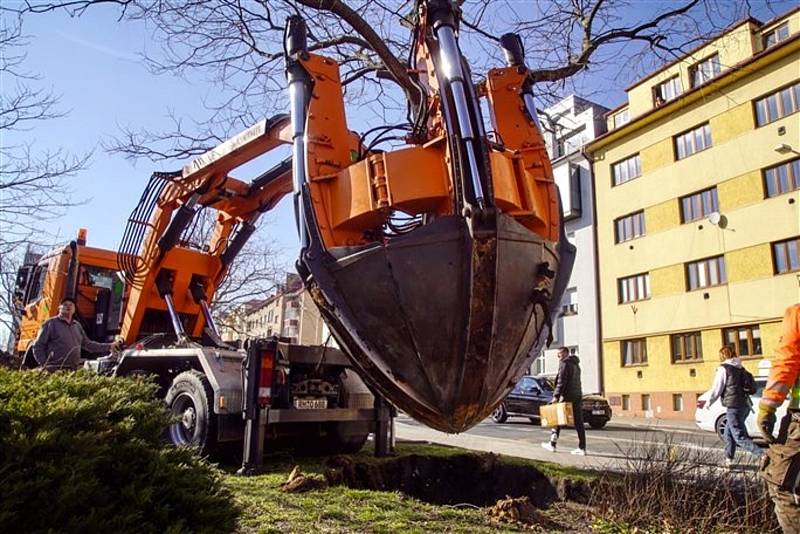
[
  {"xmin": 328, "ymin": 421, "xmax": 370, "ymax": 454},
  {"xmin": 165, "ymin": 370, "xmax": 217, "ymax": 455}
]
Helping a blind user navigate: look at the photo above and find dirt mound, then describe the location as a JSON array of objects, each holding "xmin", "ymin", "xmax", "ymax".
[
  {"xmin": 487, "ymin": 496, "xmax": 561, "ymax": 530},
  {"xmin": 281, "ymin": 465, "xmax": 329, "ymax": 493},
  {"xmin": 325, "ymin": 452, "xmax": 565, "ymax": 507}
]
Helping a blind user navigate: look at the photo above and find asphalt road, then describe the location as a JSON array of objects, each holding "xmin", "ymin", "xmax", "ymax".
[{"xmin": 394, "ymin": 413, "xmax": 766, "ymax": 471}]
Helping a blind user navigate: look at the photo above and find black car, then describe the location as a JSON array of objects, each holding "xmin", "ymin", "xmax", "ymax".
[{"xmin": 491, "ymin": 375, "xmax": 612, "ymax": 429}]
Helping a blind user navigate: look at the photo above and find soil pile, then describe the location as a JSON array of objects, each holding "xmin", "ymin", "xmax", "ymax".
[
  {"xmin": 282, "ymin": 465, "xmax": 329, "ymax": 493},
  {"xmin": 487, "ymin": 496, "xmax": 560, "ymax": 530}
]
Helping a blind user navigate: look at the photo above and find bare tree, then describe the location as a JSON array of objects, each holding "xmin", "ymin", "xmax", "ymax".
[
  {"xmin": 19, "ymin": 0, "xmax": 788, "ymax": 162},
  {"xmin": 0, "ymin": 14, "xmax": 89, "ymax": 346}
]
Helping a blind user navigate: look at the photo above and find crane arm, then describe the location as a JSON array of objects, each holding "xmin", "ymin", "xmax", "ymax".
[{"xmin": 118, "ymin": 116, "xmax": 295, "ymax": 344}]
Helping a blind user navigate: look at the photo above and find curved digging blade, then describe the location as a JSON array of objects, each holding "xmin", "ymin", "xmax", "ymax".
[{"xmin": 302, "ymin": 213, "xmax": 563, "ymax": 433}]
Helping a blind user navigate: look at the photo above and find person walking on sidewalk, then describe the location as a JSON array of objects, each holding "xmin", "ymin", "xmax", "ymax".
[
  {"xmin": 757, "ymin": 303, "xmax": 800, "ymax": 534},
  {"xmin": 541, "ymin": 347, "xmax": 586, "ymax": 456},
  {"xmin": 705, "ymin": 345, "xmax": 762, "ymax": 467}
]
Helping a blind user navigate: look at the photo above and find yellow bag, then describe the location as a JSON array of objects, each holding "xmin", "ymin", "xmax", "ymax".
[{"xmin": 540, "ymin": 402, "xmax": 574, "ymax": 428}]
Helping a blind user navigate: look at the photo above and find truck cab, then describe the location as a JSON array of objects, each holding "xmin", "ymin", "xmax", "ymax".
[{"xmin": 14, "ymin": 231, "xmax": 125, "ymax": 358}]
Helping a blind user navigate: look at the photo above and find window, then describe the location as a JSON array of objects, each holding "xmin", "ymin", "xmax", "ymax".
[
  {"xmin": 563, "ymin": 165, "xmax": 583, "ymax": 220},
  {"xmin": 672, "ymin": 394, "xmax": 684, "ymax": 412},
  {"xmin": 773, "ymin": 237, "xmax": 800, "ymax": 274},
  {"xmin": 763, "ymin": 22, "xmax": 790, "ymax": 48},
  {"xmin": 615, "ymin": 211, "xmax": 646, "ymax": 243},
  {"xmin": 674, "ymin": 123, "xmax": 712, "ymax": 160},
  {"xmin": 641, "ymin": 394, "xmax": 651, "ymax": 411},
  {"xmin": 653, "ymin": 76, "xmax": 682, "ymax": 106},
  {"xmin": 561, "ymin": 288, "xmax": 578, "ymax": 316},
  {"xmin": 686, "ymin": 256, "xmax": 727, "ymax": 290},
  {"xmin": 618, "ymin": 273, "xmax": 651, "ymax": 303},
  {"xmin": 754, "ymin": 81, "xmax": 800, "ymax": 126},
  {"xmin": 25, "ymin": 265, "xmax": 49, "ymax": 305},
  {"xmin": 764, "ymin": 158, "xmax": 800, "ymax": 197},
  {"xmin": 690, "ymin": 54, "xmax": 721, "ymax": 87},
  {"xmin": 621, "ymin": 338, "xmax": 648, "ymax": 366},
  {"xmin": 611, "ymin": 154, "xmax": 642, "ymax": 186},
  {"xmin": 671, "ymin": 331, "xmax": 703, "ymax": 362},
  {"xmin": 81, "ymin": 265, "xmax": 116, "ymax": 289},
  {"xmin": 533, "ymin": 355, "xmax": 545, "ymax": 375},
  {"xmin": 680, "ymin": 187, "xmax": 719, "ymax": 223},
  {"xmin": 622, "ymin": 395, "xmax": 630, "ymax": 411},
  {"xmin": 723, "ymin": 324, "xmax": 762, "ymax": 358},
  {"xmin": 514, "ymin": 376, "xmax": 536, "ymax": 393},
  {"xmin": 613, "ymin": 108, "xmax": 630, "ymax": 128}
]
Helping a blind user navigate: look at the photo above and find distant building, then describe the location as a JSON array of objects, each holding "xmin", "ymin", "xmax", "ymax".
[
  {"xmin": 218, "ymin": 272, "xmax": 329, "ymax": 345},
  {"xmin": 588, "ymin": 7, "xmax": 800, "ymax": 420},
  {"xmin": 532, "ymin": 95, "xmax": 608, "ymax": 394}
]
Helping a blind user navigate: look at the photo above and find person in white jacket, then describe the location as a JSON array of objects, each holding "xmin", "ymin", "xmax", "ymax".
[{"xmin": 705, "ymin": 346, "xmax": 763, "ymax": 466}]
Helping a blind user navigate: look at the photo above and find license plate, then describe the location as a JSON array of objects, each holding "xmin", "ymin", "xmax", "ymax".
[
  {"xmin": 592, "ymin": 409, "xmax": 605, "ymax": 415},
  {"xmin": 294, "ymin": 398, "xmax": 327, "ymax": 410}
]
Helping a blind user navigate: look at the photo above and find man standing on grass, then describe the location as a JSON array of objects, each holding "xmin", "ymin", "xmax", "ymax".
[
  {"xmin": 541, "ymin": 347, "xmax": 586, "ymax": 456},
  {"xmin": 32, "ymin": 297, "xmax": 119, "ymax": 371}
]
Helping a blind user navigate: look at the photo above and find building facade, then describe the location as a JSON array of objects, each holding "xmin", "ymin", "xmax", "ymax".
[
  {"xmin": 533, "ymin": 95, "xmax": 608, "ymax": 394},
  {"xmin": 588, "ymin": 8, "xmax": 800, "ymax": 420},
  {"xmin": 218, "ymin": 272, "xmax": 329, "ymax": 346}
]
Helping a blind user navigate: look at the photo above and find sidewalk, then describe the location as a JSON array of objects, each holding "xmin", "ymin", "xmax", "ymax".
[
  {"xmin": 609, "ymin": 415, "xmax": 700, "ymax": 432},
  {"xmin": 394, "ymin": 420, "xmax": 611, "ymax": 470}
]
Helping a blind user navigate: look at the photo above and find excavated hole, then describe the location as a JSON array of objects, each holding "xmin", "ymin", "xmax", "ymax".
[{"xmin": 324, "ymin": 452, "xmax": 591, "ymax": 507}]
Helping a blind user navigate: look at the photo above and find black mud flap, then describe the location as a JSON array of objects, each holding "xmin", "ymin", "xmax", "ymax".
[{"xmin": 300, "ymin": 210, "xmax": 569, "ymax": 433}]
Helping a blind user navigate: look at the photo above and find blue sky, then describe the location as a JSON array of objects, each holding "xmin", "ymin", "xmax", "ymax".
[{"xmin": 9, "ymin": 7, "xmax": 298, "ymax": 265}]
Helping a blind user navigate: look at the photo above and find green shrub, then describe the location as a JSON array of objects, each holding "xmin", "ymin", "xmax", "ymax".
[{"xmin": 0, "ymin": 368, "xmax": 239, "ymax": 533}]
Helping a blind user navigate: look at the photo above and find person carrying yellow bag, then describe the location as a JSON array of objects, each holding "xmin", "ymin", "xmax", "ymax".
[{"xmin": 758, "ymin": 303, "xmax": 800, "ymax": 533}]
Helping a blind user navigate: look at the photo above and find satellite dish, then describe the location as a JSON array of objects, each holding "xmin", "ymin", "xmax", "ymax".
[{"xmin": 707, "ymin": 212, "xmax": 721, "ymax": 226}]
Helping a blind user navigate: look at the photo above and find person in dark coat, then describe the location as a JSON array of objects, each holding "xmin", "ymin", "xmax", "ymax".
[
  {"xmin": 541, "ymin": 347, "xmax": 586, "ymax": 455},
  {"xmin": 31, "ymin": 297, "xmax": 119, "ymax": 371}
]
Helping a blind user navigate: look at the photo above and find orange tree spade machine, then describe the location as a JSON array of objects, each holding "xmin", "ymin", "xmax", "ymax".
[
  {"xmin": 281, "ymin": 1, "xmax": 575, "ymax": 433},
  {"xmin": 13, "ymin": 0, "xmax": 573, "ymax": 456}
]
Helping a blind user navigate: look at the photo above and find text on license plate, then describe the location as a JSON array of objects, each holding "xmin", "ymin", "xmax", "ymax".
[
  {"xmin": 294, "ymin": 398, "xmax": 328, "ymax": 410},
  {"xmin": 591, "ymin": 409, "xmax": 605, "ymax": 415}
]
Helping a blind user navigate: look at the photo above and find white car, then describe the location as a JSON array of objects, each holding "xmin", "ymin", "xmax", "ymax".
[{"xmin": 694, "ymin": 377, "xmax": 789, "ymax": 441}]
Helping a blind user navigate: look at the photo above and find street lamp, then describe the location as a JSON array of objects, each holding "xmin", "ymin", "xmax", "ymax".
[{"xmin": 774, "ymin": 143, "xmax": 800, "ymax": 155}]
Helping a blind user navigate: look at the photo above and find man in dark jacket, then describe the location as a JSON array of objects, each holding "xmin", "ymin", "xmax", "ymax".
[
  {"xmin": 32, "ymin": 297, "xmax": 119, "ymax": 371},
  {"xmin": 541, "ymin": 347, "xmax": 586, "ymax": 455}
]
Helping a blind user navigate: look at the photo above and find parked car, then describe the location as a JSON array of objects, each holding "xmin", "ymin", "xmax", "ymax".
[
  {"xmin": 491, "ymin": 375, "xmax": 612, "ymax": 429},
  {"xmin": 694, "ymin": 377, "xmax": 789, "ymax": 441}
]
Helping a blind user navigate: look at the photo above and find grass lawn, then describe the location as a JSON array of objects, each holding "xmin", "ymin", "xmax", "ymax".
[{"xmin": 224, "ymin": 442, "xmax": 598, "ymax": 533}]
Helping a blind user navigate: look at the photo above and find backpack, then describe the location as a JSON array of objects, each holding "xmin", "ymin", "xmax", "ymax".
[
  {"xmin": 721, "ymin": 364, "xmax": 757, "ymax": 407},
  {"xmin": 741, "ymin": 368, "xmax": 756, "ymax": 395}
]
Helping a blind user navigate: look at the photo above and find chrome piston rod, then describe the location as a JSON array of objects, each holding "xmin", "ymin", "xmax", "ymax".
[
  {"xmin": 285, "ymin": 16, "xmax": 311, "ymax": 250},
  {"xmin": 434, "ymin": 24, "xmax": 486, "ymax": 208},
  {"xmin": 163, "ymin": 293, "xmax": 187, "ymax": 341}
]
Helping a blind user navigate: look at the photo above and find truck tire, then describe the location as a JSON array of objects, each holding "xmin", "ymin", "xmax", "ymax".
[
  {"xmin": 327, "ymin": 421, "xmax": 370, "ymax": 454},
  {"xmin": 165, "ymin": 370, "xmax": 218, "ymax": 455}
]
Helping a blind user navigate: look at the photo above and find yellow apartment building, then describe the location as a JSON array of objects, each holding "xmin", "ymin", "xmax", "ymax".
[{"xmin": 587, "ymin": 7, "xmax": 800, "ymax": 420}]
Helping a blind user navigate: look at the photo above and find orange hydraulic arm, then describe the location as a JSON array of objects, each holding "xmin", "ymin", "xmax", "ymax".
[{"xmin": 118, "ymin": 116, "xmax": 295, "ymax": 344}]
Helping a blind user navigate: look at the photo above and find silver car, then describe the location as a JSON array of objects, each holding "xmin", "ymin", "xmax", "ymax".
[{"xmin": 694, "ymin": 377, "xmax": 789, "ymax": 441}]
